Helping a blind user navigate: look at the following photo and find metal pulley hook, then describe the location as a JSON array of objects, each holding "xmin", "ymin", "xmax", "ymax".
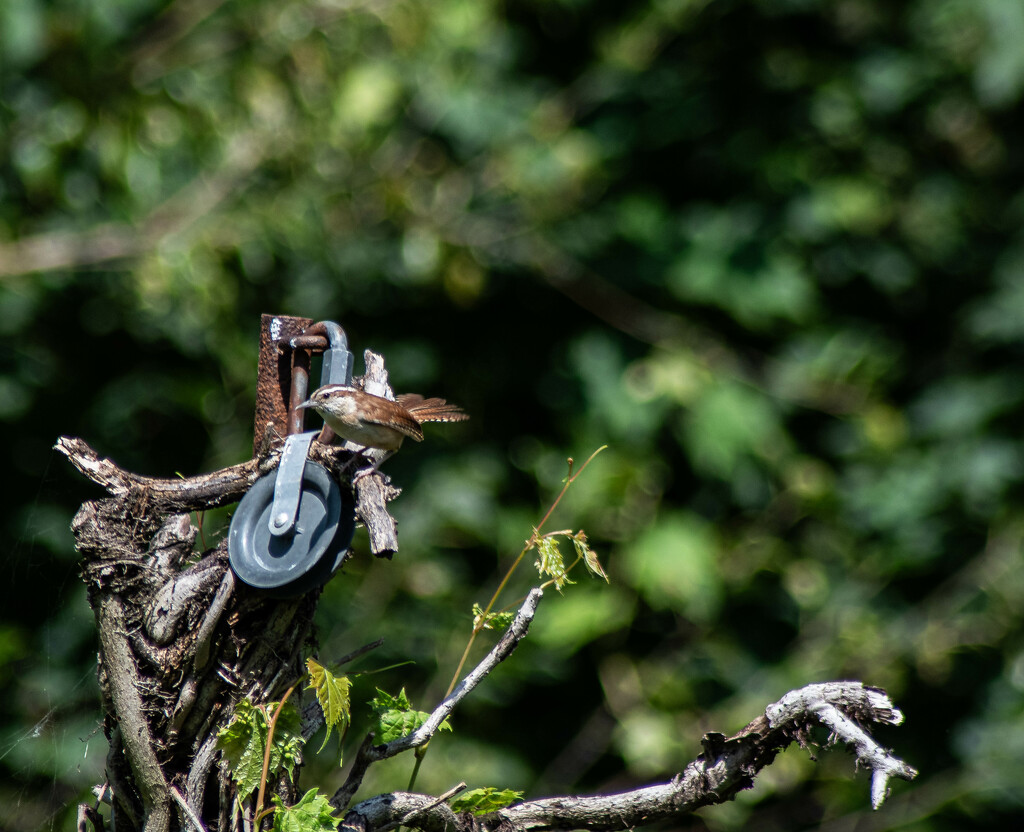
[{"xmin": 290, "ymin": 321, "xmax": 354, "ymax": 387}]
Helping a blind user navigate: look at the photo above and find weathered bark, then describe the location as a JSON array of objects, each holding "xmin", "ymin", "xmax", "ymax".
[{"xmin": 66, "ymin": 453, "xmax": 323, "ymax": 831}]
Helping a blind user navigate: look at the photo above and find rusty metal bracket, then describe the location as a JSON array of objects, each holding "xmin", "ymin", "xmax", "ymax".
[{"xmin": 252, "ymin": 314, "xmax": 313, "ymax": 455}]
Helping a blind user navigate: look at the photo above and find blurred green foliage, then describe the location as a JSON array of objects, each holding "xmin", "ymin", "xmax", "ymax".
[{"xmin": 3, "ymin": 0, "xmax": 1024, "ymax": 829}]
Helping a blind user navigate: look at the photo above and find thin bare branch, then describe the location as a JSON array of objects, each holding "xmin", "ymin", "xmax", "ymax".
[
  {"xmin": 344, "ymin": 681, "xmax": 916, "ymax": 832},
  {"xmin": 172, "ymin": 786, "xmax": 209, "ymax": 832},
  {"xmin": 378, "ymin": 782, "xmax": 467, "ymax": 832},
  {"xmin": 765, "ymin": 683, "xmax": 916, "ymax": 809},
  {"xmin": 384, "ymin": 588, "xmax": 543, "ymax": 755},
  {"xmin": 332, "ymin": 590, "xmax": 544, "ymax": 811}
]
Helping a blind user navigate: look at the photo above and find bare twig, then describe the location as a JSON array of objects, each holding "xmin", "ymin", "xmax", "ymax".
[
  {"xmin": 378, "ymin": 782, "xmax": 467, "ymax": 832},
  {"xmin": 332, "ymin": 589, "xmax": 544, "ymax": 810},
  {"xmin": 332, "ymin": 733, "xmax": 377, "ymax": 811},
  {"xmin": 185, "ymin": 734, "xmax": 222, "ymax": 818},
  {"xmin": 351, "ymin": 350, "xmax": 401, "ymax": 556},
  {"xmin": 347, "ymin": 793, "xmax": 460, "ymax": 832},
  {"xmin": 385, "ymin": 588, "xmax": 542, "ymax": 754},
  {"xmin": 192, "ymin": 569, "xmax": 236, "ymax": 670},
  {"xmin": 354, "ymin": 474, "xmax": 401, "ymax": 557},
  {"xmin": 764, "ymin": 683, "xmax": 916, "ymax": 809},
  {"xmin": 343, "ymin": 681, "xmax": 916, "ymax": 832},
  {"xmin": 76, "ymin": 803, "xmax": 105, "ymax": 832},
  {"xmin": 172, "ymin": 786, "xmax": 209, "ymax": 832},
  {"xmin": 255, "ymin": 681, "xmax": 301, "ymax": 821},
  {"xmin": 336, "ymin": 638, "xmax": 386, "ymax": 667}
]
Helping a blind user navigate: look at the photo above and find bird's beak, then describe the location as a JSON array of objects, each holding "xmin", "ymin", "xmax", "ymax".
[{"xmin": 296, "ymin": 400, "xmax": 313, "ymax": 410}]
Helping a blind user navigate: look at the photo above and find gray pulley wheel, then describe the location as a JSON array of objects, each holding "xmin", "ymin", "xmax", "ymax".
[{"xmin": 228, "ymin": 461, "xmax": 342, "ymax": 593}]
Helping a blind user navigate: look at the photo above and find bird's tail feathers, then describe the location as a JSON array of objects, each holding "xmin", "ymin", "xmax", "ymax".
[{"xmin": 396, "ymin": 394, "xmax": 469, "ymax": 424}]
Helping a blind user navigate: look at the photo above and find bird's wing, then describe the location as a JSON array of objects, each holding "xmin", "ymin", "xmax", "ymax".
[{"xmin": 359, "ymin": 390, "xmax": 424, "ymax": 441}]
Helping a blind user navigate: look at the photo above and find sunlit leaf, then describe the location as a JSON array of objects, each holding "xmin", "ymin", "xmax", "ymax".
[
  {"xmin": 451, "ymin": 787, "xmax": 524, "ymax": 816},
  {"xmin": 271, "ymin": 789, "xmax": 340, "ymax": 832},
  {"xmin": 472, "ymin": 603, "xmax": 516, "ymax": 631},
  {"xmin": 306, "ymin": 658, "xmax": 352, "ymax": 754},
  {"xmin": 572, "ymin": 531, "xmax": 608, "ymax": 582},
  {"xmin": 216, "ymin": 698, "xmax": 304, "ymax": 800},
  {"xmin": 369, "ymin": 688, "xmax": 452, "ymax": 743},
  {"xmin": 535, "ymin": 533, "xmax": 573, "ymax": 591}
]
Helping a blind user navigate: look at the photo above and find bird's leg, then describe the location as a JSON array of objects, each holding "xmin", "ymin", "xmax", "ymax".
[{"xmin": 351, "ymin": 449, "xmax": 396, "ymax": 483}]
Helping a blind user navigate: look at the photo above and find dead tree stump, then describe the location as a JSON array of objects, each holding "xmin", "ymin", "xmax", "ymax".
[{"xmin": 59, "ymin": 351, "xmax": 401, "ymax": 832}]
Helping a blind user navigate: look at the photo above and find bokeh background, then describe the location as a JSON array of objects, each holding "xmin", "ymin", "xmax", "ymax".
[{"xmin": 3, "ymin": 0, "xmax": 1024, "ymax": 829}]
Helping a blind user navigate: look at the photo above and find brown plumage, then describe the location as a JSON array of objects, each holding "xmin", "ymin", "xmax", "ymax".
[{"xmin": 299, "ymin": 385, "xmax": 468, "ymax": 452}]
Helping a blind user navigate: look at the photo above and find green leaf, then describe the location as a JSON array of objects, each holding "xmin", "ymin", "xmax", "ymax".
[
  {"xmin": 572, "ymin": 531, "xmax": 609, "ymax": 582},
  {"xmin": 376, "ymin": 709, "xmax": 433, "ymax": 743},
  {"xmin": 217, "ymin": 699, "xmax": 268, "ymax": 800},
  {"xmin": 535, "ymin": 533, "xmax": 573, "ymax": 590},
  {"xmin": 216, "ymin": 698, "xmax": 304, "ymax": 800},
  {"xmin": 306, "ymin": 658, "xmax": 352, "ymax": 754},
  {"xmin": 271, "ymin": 789, "xmax": 340, "ymax": 832},
  {"xmin": 369, "ymin": 688, "xmax": 452, "ymax": 743},
  {"xmin": 451, "ymin": 787, "xmax": 524, "ymax": 816},
  {"xmin": 472, "ymin": 603, "xmax": 516, "ymax": 630},
  {"xmin": 369, "ymin": 687, "xmax": 411, "ymax": 713}
]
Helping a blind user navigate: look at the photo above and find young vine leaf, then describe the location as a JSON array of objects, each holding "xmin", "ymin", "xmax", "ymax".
[
  {"xmin": 472, "ymin": 603, "xmax": 516, "ymax": 631},
  {"xmin": 270, "ymin": 788, "xmax": 340, "ymax": 832},
  {"xmin": 369, "ymin": 688, "xmax": 452, "ymax": 743},
  {"xmin": 572, "ymin": 531, "xmax": 608, "ymax": 582},
  {"xmin": 535, "ymin": 533, "xmax": 573, "ymax": 590},
  {"xmin": 306, "ymin": 658, "xmax": 352, "ymax": 753},
  {"xmin": 216, "ymin": 698, "xmax": 303, "ymax": 800},
  {"xmin": 450, "ymin": 787, "xmax": 525, "ymax": 815}
]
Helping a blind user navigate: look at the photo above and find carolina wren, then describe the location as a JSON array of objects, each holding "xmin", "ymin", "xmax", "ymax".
[{"xmin": 298, "ymin": 385, "xmax": 469, "ymax": 452}]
